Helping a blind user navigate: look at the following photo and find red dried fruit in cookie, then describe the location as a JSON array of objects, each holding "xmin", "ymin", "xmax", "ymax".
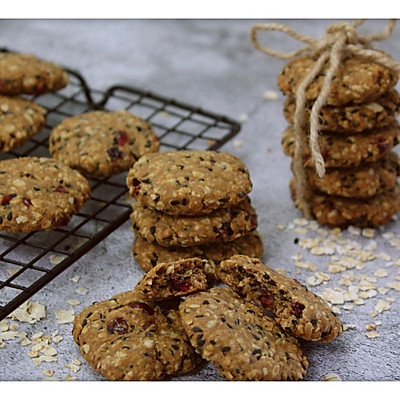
[
  {"xmin": 107, "ymin": 316, "xmax": 129, "ymax": 334},
  {"xmin": 291, "ymin": 302, "xmax": 305, "ymax": 317},
  {"xmin": 1, "ymin": 194, "xmax": 13, "ymax": 206},
  {"xmin": 128, "ymin": 302, "xmax": 155, "ymax": 316},
  {"xmin": 22, "ymin": 197, "xmax": 32, "ymax": 207},
  {"xmin": 54, "ymin": 185, "xmax": 66, "ymax": 193},
  {"xmin": 131, "ymin": 178, "xmax": 141, "ymax": 194},
  {"xmin": 171, "ymin": 278, "xmax": 192, "ymax": 292},
  {"xmin": 115, "ymin": 131, "xmax": 129, "ymax": 146}
]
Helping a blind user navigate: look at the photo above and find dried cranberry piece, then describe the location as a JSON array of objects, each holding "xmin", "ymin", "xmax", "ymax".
[
  {"xmin": 107, "ymin": 146, "xmax": 124, "ymax": 160},
  {"xmin": 115, "ymin": 131, "xmax": 129, "ymax": 146},
  {"xmin": 131, "ymin": 178, "xmax": 141, "ymax": 194},
  {"xmin": 250, "ymin": 214, "xmax": 258, "ymax": 228},
  {"xmin": 217, "ymin": 222, "xmax": 234, "ymax": 241},
  {"xmin": 22, "ymin": 197, "xmax": 32, "ymax": 207},
  {"xmin": 142, "ymin": 319, "xmax": 155, "ymax": 330},
  {"xmin": 377, "ymin": 142, "xmax": 389, "ymax": 156},
  {"xmin": 291, "ymin": 302, "xmax": 305, "ymax": 317},
  {"xmin": 54, "ymin": 185, "xmax": 66, "ymax": 193},
  {"xmin": 1, "ymin": 194, "xmax": 13, "ymax": 206},
  {"xmin": 128, "ymin": 302, "xmax": 154, "ymax": 315},
  {"xmin": 171, "ymin": 278, "xmax": 192, "ymax": 292},
  {"xmin": 107, "ymin": 316, "xmax": 129, "ymax": 334}
]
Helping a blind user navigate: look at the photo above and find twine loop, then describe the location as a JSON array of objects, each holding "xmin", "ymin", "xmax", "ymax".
[{"xmin": 251, "ymin": 20, "xmax": 399, "ymax": 218}]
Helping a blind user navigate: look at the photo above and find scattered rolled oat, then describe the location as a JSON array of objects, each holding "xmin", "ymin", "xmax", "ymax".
[
  {"xmin": 323, "ymin": 373, "xmax": 341, "ymax": 381},
  {"xmin": 75, "ymin": 286, "xmax": 88, "ymax": 295},
  {"xmin": 55, "ymin": 309, "xmax": 75, "ymax": 324},
  {"xmin": 263, "ymin": 90, "xmax": 280, "ymax": 100}
]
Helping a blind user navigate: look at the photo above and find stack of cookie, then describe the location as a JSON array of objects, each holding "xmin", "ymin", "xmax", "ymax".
[
  {"xmin": 126, "ymin": 150, "xmax": 264, "ymax": 272},
  {"xmin": 0, "ymin": 52, "xmax": 69, "ymax": 152},
  {"xmin": 278, "ymin": 54, "xmax": 400, "ymax": 228}
]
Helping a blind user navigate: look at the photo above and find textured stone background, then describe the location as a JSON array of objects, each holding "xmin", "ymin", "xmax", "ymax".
[{"xmin": 1, "ymin": 19, "xmax": 400, "ymax": 381}]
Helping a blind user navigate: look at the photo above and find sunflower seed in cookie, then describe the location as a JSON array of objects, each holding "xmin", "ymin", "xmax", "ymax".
[
  {"xmin": 0, "ymin": 157, "xmax": 90, "ymax": 232},
  {"xmin": 49, "ymin": 110, "xmax": 160, "ymax": 178},
  {"xmin": 217, "ymin": 255, "xmax": 342, "ymax": 343},
  {"xmin": 132, "ymin": 231, "xmax": 264, "ymax": 273},
  {"xmin": 73, "ymin": 290, "xmax": 199, "ymax": 380},
  {"xmin": 127, "ymin": 150, "xmax": 252, "ymax": 216},
  {"xmin": 179, "ymin": 287, "xmax": 308, "ymax": 381},
  {"xmin": 0, "ymin": 52, "xmax": 69, "ymax": 95},
  {"xmin": 0, "ymin": 96, "xmax": 46, "ymax": 152}
]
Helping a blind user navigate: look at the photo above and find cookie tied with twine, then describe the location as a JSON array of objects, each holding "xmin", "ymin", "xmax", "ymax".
[{"xmin": 251, "ymin": 20, "xmax": 400, "ymax": 218}]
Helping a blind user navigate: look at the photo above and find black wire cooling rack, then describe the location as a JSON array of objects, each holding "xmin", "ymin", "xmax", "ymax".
[{"xmin": 0, "ymin": 56, "xmax": 241, "ymax": 321}]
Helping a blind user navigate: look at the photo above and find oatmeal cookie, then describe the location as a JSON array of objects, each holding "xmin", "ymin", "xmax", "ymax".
[
  {"xmin": 278, "ymin": 54, "xmax": 399, "ymax": 106},
  {"xmin": 0, "ymin": 96, "xmax": 46, "ymax": 152},
  {"xmin": 0, "ymin": 157, "xmax": 90, "ymax": 232},
  {"xmin": 217, "ymin": 255, "xmax": 342, "ymax": 343},
  {"xmin": 290, "ymin": 178, "xmax": 400, "ymax": 228},
  {"xmin": 132, "ymin": 231, "xmax": 264, "ymax": 273},
  {"xmin": 130, "ymin": 196, "xmax": 257, "ymax": 248},
  {"xmin": 49, "ymin": 110, "xmax": 160, "ymax": 178},
  {"xmin": 282, "ymin": 122, "xmax": 400, "ymax": 168},
  {"xmin": 283, "ymin": 90, "xmax": 400, "ymax": 133},
  {"xmin": 0, "ymin": 52, "xmax": 69, "ymax": 95},
  {"xmin": 127, "ymin": 150, "xmax": 252, "ymax": 216},
  {"xmin": 73, "ymin": 290, "xmax": 199, "ymax": 380},
  {"xmin": 134, "ymin": 258, "xmax": 216, "ymax": 301},
  {"xmin": 299, "ymin": 152, "xmax": 400, "ymax": 199},
  {"xmin": 179, "ymin": 287, "xmax": 308, "ymax": 380}
]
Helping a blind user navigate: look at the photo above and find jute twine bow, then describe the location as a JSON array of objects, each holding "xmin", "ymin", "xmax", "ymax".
[{"xmin": 251, "ymin": 20, "xmax": 400, "ymax": 218}]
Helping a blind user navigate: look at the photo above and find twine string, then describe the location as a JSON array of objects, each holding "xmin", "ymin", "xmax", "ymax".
[{"xmin": 251, "ymin": 20, "xmax": 399, "ymax": 218}]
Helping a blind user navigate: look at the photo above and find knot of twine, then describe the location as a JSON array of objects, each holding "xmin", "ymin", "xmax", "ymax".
[{"xmin": 251, "ymin": 20, "xmax": 400, "ymax": 218}]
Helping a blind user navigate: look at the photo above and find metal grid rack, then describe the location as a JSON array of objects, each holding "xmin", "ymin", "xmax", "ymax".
[{"xmin": 0, "ymin": 60, "xmax": 241, "ymax": 321}]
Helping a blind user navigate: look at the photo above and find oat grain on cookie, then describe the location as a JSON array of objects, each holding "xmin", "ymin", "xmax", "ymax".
[{"xmin": 127, "ymin": 150, "xmax": 252, "ymax": 215}]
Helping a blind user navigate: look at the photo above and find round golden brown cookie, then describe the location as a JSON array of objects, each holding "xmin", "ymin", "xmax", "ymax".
[
  {"xmin": 217, "ymin": 255, "xmax": 342, "ymax": 343},
  {"xmin": 290, "ymin": 178, "xmax": 400, "ymax": 228},
  {"xmin": 134, "ymin": 258, "xmax": 216, "ymax": 301},
  {"xmin": 49, "ymin": 110, "xmax": 160, "ymax": 178},
  {"xmin": 282, "ymin": 122, "xmax": 400, "ymax": 168},
  {"xmin": 130, "ymin": 196, "xmax": 258, "ymax": 248},
  {"xmin": 73, "ymin": 290, "xmax": 199, "ymax": 381},
  {"xmin": 132, "ymin": 231, "xmax": 264, "ymax": 273},
  {"xmin": 0, "ymin": 157, "xmax": 90, "ymax": 232},
  {"xmin": 127, "ymin": 150, "xmax": 252, "ymax": 216},
  {"xmin": 0, "ymin": 52, "xmax": 69, "ymax": 95},
  {"xmin": 0, "ymin": 96, "xmax": 46, "ymax": 152},
  {"xmin": 278, "ymin": 54, "xmax": 399, "ymax": 106},
  {"xmin": 283, "ymin": 90, "xmax": 400, "ymax": 133},
  {"xmin": 300, "ymin": 151, "xmax": 400, "ymax": 199},
  {"xmin": 179, "ymin": 287, "xmax": 308, "ymax": 381}
]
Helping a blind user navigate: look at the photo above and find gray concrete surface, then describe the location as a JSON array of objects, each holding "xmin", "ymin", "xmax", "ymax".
[{"xmin": 1, "ymin": 19, "xmax": 400, "ymax": 381}]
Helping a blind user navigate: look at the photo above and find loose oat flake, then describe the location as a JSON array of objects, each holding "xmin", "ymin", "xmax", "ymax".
[{"xmin": 55, "ymin": 309, "xmax": 75, "ymax": 324}]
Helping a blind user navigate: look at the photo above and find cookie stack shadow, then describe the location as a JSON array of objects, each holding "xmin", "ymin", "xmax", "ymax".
[
  {"xmin": 278, "ymin": 54, "xmax": 400, "ymax": 228},
  {"xmin": 126, "ymin": 150, "xmax": 264, "ymax": 272}
]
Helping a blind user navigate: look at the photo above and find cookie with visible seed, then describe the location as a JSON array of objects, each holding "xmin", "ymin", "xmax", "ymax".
[
  {"xmin": 127, "ymin": 150, "xmax": 252, "ymax": 216},
  {"xmin": 73, "ymin": 290, "xmax": 199, "ymax": 381},
  {"xmin": 282, "ymin": 122, "xmax": 400, "ymax": 168},
  {"xmin": 134, "ymin": 258, "xmax": 216, "ymax": 301},
  {"xmin": 291, "ymin": 178, "xmax": 400, "ymax": 228},
  {"xmin": 49, "ymin": 110, "xmax": 160, "ymax": 178},
  {"xmin": 179, "ymin": 287, "xmax": 308, "ymax": 381},
  {"xmin": 283, "ymin": 90, "xmax": 400, "ymax": 133},
  {"xmin": 130, "ymin": 196, "xmax": 257, "ymax": 248},
  {"xmin": 0, "ymin": 52, "xmax": 69, "ymax": 95},
  {"xmin": 132, "ymin": 231, "xmax": 264, "ymax": 273},
  {"xmin": 299, "ymin": 151, "xmax": 400, "ymax": 199},
  {"xmin": 217, "ymin": 255, "xmax": 342, "ymax": 343},
  {"xmin": 0, "ymin": 96, "xmax": 46, "ymax": 152},
  {"xmin": 278, "ymin": 54, "xmax": 399, "ymax": 106},
  {"xmin": 0, "ymin": 157, "xmax": 90, "ymax": 232}
]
